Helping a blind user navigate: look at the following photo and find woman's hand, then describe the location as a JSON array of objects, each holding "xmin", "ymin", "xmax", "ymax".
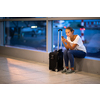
[
  {"xmin": 61, "ymin": 37, "xmax": 65, "ymax": 42},
  {"xmin": 61, "ymin": 37, "xmax": 68, "ymax": 43}
]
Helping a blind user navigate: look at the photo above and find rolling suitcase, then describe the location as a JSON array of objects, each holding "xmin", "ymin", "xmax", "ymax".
[{"xmin": 49, "ymin": 29, "xmax": 63, "ymax": 72}]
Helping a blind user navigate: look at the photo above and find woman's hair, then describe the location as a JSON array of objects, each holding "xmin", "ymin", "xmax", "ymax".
[{"xmin": 66, "ymin": 27, "xmax": 74, "ymax": 32}]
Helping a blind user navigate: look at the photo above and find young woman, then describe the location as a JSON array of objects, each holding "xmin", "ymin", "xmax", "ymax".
[{"xmin": 61, "ymin": 27, "xmax": 86, "ymax": 74}]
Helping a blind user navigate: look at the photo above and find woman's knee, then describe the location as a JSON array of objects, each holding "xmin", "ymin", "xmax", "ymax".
[
  {"xmin": 68, "ymin": 50, "xmax": 72, "ymax": 54},
  {"xmin": 63, "ymin": 49, "xmax": 68, "ymax": 55}
]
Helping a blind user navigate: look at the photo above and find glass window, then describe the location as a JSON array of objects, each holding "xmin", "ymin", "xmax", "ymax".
[
  {"xmin": 4, "ymin": 21, "xmax": 46, "ymax": 51},
  {"xmin": 53, "ymin": 19, "xmax": 100, "ymax": 58}
]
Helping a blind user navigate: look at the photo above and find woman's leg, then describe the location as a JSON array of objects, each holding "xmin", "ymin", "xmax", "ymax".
[
  {"xmin": 63, "ymin": 49, "xmax": 69, "ymax": 68},
  {"xmin": 62, "ymin": 49, "xmax": 69, "ymax": 73},
  {"xmin": 67, "ymin": 50, "xmax": 86, "ymax": 73}
]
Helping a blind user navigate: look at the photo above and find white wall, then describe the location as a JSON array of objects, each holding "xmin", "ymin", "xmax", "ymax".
[{"xmin": 0, "ymin": 46, "xmax": 49, "ymax": 64}]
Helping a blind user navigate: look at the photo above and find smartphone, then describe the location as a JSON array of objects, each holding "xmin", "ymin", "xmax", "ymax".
[{"xmin": 61, "ymin": 36, "xmax": 64, "ymax": 38}]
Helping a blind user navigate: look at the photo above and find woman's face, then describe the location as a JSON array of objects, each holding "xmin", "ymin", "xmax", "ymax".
[{"xmin": 65, "ymin": 29, "xmax": 73, "ymax": 37}]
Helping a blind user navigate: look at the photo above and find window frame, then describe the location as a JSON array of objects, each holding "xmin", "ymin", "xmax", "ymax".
[{"xmin": 0, "ymin": 17, "xmax": 100, "ymax": 53}]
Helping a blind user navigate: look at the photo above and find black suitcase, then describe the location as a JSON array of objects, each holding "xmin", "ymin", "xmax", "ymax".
[{"xmin": 49, "ymin": 29, "xmax": 63, "ymax": 72}]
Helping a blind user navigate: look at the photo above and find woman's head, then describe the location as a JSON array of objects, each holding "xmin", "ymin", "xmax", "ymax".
[{"xmin": 65, "ymin": 27, "xmax": 74, "ymax": 37}]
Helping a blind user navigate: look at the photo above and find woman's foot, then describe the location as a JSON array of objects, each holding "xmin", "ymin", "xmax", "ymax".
[
  {"xmin": 66, "ymin": 69, "xmax": 75, "ymax": 74},
  {"xmin": 62, "ymin": 68, "xmax": 67, "ymax": 73}
]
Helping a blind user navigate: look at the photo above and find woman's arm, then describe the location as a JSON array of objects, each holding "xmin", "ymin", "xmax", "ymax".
[
  {"xmin": 62, "ymin": 38, "xmax": 77, "ymax": 50},
  {"xmin": 63, "ymin": 42, "xmax": 69, "ymax": 50},
  {"xmin": 62, "ymin": 38, "xmax": 69, "ymax": 50},
  {"xmin": 67, "ymin": 42, "xmax": 77, "ymax": 50}
]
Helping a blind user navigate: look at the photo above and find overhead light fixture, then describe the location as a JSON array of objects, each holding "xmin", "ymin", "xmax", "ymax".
[
  {"xmin": 31, "ymin": 26, "xmax": 37, "ymax": 28},
  {"xmin": 59, "ymin": 20, "xmax": 64, "ymax": 23}
]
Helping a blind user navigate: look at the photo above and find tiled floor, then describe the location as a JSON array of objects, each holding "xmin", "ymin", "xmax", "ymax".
[{"xmin": 0, "ymin": 55, "xmax": 100, "ymax": 84}]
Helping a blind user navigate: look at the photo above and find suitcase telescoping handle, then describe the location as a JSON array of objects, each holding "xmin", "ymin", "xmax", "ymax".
[{"xmin": 58, "ymin": 29, "xmax": 62, "ymax": 50}]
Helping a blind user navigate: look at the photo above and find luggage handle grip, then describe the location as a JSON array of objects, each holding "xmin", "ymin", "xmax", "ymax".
[{"xmin": 58, "ymin": 29, "xmax": 62, "ymax": 31}]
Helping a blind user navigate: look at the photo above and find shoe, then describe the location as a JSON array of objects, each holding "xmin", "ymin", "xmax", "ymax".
[
  {"xmin": 66, "ymin": 69, "xmax": 75, "ymax": 74},
  {"xmin": 62, "ymin": 68, "xmax": 67, "ymax": 73}
]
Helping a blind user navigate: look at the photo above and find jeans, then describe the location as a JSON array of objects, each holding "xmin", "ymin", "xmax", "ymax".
[{"xmin": 63, "ymin": 49, "xmax": 86, "ymax": 68}]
